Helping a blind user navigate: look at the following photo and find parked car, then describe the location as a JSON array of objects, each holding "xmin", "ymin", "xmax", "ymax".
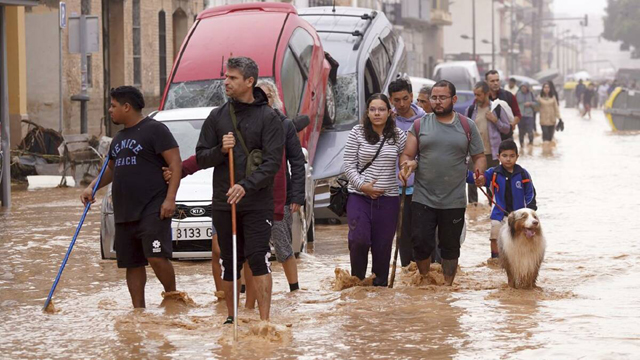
[
  {"xmin": 298, "ymin": 6, "xmax": 407, "ymax": 221},
  {"xmin": 433, "ymin": 61, "xmax": 481, "ymax": 92},
  {"xmin": 453, "ymin": 90, "xmax": 475, "ymax": 115},
  {"xmin": 159, "ymin": 2, "xmax": 332, "ymax": 242},
  {"xmin": 410, "ymin": 76, "xmax": 436, "ymax": 100},
  {"xmin": 100, "ymin": 107, "xmax": 312, "ymax": 260}
]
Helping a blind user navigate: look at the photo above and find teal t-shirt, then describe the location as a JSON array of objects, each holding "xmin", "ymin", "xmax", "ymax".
[{"xmin": 409, "ymin": 113, "xmax": 484, "ymax": 209}]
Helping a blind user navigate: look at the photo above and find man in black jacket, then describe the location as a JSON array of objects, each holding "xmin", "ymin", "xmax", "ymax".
[{"xmin": 196, "ymin": 57, "xmax": 284, "ymax": 323}]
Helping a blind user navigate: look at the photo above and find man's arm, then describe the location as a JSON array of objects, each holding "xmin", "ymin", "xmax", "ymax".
[
  {"xmin": 471, "ymin": 153, "xmax": 487, "ymax": 178},
  {"xmin": 398, "ymin": 132, "xmax": 418, "ymax": 183},
  {"xmin": 507, "ymin": 92, "xmax": 521, "ymax": 126},
  {"xmin": 160, "ymin": 147, "xmax": 181, "ymax": 219},
  {"xmin": 80, "ymin": 160, "xmax": 115, "ymax": 205},
  {"xmin": 195, "ymin": 112, "xmax": 226, "ymax": 169}
]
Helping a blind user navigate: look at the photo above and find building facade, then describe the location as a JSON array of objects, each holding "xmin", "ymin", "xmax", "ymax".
[{"xmin": 14, "ymin": 0, "xmax": 205, "ymax": 142}]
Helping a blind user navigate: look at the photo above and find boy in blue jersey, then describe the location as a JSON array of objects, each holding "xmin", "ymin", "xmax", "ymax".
[{"xmin": 469, "ymin": 140, "xmax": 536, "ymax": 259}]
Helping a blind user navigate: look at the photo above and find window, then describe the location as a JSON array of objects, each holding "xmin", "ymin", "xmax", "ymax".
[
  {"xmin": 364, "ymin": 60, "xmax": 380, "ymax": 102},
  {"xmin": 369, "ymin": 40, "xmax": 390, "ymax": 88},
  {"xmin": 132, "ymin": 0, "xmax": 141, "ymax": 87},
  {"xmin": 280, "ymin": 47, "xmax": 305, "ymax": 117},
  {"xmin": 159, "ymin": 11, "xmax": 167, "ymax": 94},
  {"xmin": 289, "ymin": 28, "xmax": 314, "ymax": 74}
]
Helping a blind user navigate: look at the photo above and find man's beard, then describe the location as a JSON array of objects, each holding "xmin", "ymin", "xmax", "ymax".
[{"xmin": 433, "ymin": 102, "xmax": 454, "ymax": 116}]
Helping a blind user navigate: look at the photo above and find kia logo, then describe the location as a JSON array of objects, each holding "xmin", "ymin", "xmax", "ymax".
[{"xmin": 189, "ymin": 207, "xmax": 206, "ymax": 216}]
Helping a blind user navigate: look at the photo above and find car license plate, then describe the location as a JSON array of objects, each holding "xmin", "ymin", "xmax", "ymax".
[{"xmin": 173, "ymin": 227, "xmax": 212, "ymax": 240}]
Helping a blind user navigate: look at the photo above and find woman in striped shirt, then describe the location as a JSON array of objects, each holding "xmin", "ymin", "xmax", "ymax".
[{"xmin": 343, "ymin": 93, "xmax": 407, "ymax": 286}]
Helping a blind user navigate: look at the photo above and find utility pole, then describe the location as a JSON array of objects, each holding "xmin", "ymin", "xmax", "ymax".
[
  {"xmin": 491, "ymin": 0, "xmax": 495, "ymax": 69},
  {"xmin": 472, "ymin": 0, "xmax": 476, "ymax": 62}
]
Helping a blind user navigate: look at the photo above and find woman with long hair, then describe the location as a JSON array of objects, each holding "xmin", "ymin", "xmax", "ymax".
[
  {"xmin": 537, "ymin": 81, "xmax": 562, "ymax": 144},
  {"xmin": 343, "ymin": 93, "xmax": 407, "ymax": 286}
]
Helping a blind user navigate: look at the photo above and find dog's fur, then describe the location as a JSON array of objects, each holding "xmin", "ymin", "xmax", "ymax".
[{"xmin": 498, "ymin": 209, "xmax": 546, "ymax": 289}]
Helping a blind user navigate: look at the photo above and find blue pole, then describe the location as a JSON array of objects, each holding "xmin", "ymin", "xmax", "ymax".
[{"xmin": 43, "ymin": 156, "xmax": 110, "ymax": 311}]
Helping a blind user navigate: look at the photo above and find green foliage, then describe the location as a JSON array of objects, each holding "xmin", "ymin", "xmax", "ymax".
[{"xmin": 603, "ymin": 0, "xmax": 640, "ymax": 50}]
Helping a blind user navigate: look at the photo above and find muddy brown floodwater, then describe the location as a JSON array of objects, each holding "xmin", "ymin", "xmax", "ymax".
[{"xmin": 1, "ymin": 108, "xmax": 640, "ymax": 359}]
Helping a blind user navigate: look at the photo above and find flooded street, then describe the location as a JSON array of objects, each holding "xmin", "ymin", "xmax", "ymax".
[{"xmin": 1, "ymin": 107, "xmax": 639, "ymax": 359}]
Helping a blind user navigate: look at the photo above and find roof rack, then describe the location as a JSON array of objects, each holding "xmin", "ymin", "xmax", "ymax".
[{"xmin": 303, "ymin": 11, "xmax": 377, "ymax": 51}]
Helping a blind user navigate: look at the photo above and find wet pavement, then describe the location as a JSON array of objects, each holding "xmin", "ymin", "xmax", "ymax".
[{"xmin": 1, "ymin": 107, "xmax": 639, "ymax": 359}]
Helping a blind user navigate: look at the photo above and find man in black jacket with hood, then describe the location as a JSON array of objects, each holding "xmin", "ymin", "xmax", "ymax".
[{"xmin": 196, "ymin": 57, "xmax": 284, "ymax": 324}]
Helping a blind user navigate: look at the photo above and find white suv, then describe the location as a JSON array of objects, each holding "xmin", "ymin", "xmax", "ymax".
[{"xmin": 100, "ymin": 107, "xmax": 312, "ymax": 260}]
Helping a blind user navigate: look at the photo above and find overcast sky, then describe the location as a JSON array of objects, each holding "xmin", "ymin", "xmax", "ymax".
[{"xmin": 553, "ymin": 0, "xmax": 608, "ymax": 16}]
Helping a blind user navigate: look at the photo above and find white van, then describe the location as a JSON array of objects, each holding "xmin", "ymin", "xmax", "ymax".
[
  {"xmin": 409, "ymin": 76, "xmax": 436, "ymax": 99},
  {"xmin": 432, "ymin": 61, "xmax": 481, "ymax": 91}
]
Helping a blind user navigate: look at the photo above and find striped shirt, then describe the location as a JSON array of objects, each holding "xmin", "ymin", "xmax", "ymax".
[{"xmin": 343, "ymin": 125, "xmax": 407, "ymax": 197}]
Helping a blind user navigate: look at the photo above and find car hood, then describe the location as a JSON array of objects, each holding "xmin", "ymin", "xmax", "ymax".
[
  {"xmin": 311, "ymin": 129, "xmax": 350, "ymax": 181},
  {"xmin": 176, "ymin": 168, "xmax": 214, "ymax": 202}
]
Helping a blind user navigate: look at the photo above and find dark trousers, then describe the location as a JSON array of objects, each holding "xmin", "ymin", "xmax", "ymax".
[
  {"xmin": 518, "ymin": 116, "xmax": 535, "ymax": 146},
  {"xmin": 346, "ymin": 193, "xmax": 400, "ymax": 287},
  {"xmin": 411, "ymin": 202, "xmax": 465, "ymax": 260},
  {"xmin": 399, "ymin": 193, "xmax": 440, "ymax": 266},
  {"xmin": 468, "ymin": 154, "xmax": 499, "ymax": 203},
  {"xmin": 541, "ymin": 125, "xmax": 555, "ymax": 141}
]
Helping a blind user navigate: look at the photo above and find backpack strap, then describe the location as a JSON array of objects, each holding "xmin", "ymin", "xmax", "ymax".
[
  {"xmin": 466, "ymin": 103, "xmax": 474, "ymax": 118},
  {"xmin": 458, "ymin": 114, "xmax": 473, "ymax": 162},
  {"xmin": 412, "ymin": 118, "xmax": 421, "ymax": 148}
]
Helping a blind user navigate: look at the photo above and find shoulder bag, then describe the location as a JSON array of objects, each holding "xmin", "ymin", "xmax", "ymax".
[{"xmin": 328, "ymin": 134, "xmax": 386, "ymax": 217}]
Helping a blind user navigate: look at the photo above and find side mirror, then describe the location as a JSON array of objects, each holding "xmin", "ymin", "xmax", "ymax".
[{"xmin": 293, "ymin": 115, "xmax": 310, "ymax": 132}]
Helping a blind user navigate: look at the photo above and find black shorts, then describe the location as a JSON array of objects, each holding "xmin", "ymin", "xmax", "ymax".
[
  {"xmin": 212, "ymin": 209, "xmax": 273, "ymax": 281},
  {"xmin": 411, "ymin": 202, "xmax": 465, "ymax": 261},
  {"xmin": 114, "ymin": 214, "xmax": 172, "ymax": 268}
]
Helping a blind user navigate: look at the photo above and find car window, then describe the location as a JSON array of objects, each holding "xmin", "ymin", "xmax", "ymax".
[
  {"xmin": 456, "ymin": 93, "xmax": 473, "ymax": 103},
  {"xmin": 162, "ymin": 119, "xmax": 204, "ymax": 160},
  {"xmin": 289, "ymin": 28, "xmax": 314, "ymax": 74},
  {"xmin": 364, "ymin": 60, "xmax": 381, "ymax": 102},
  {"xmin": 369, "ymin": 39, "xmax": 390, "ymax": 88},
  {"xmin": 281, "ymin": 47, "xmax": 305, "ymax": 116},
  {"xmin": 434, "ymin": 67, "xmax": 472, "ymax": 91},
  {"xmin": 380, "ymin": 31, "xmax": 397, "ymax": 67}
]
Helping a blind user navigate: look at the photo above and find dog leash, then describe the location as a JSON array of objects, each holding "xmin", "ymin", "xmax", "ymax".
[{"xmin": 476, "ymin": 169, "xmax": 509, "ymax": 215}]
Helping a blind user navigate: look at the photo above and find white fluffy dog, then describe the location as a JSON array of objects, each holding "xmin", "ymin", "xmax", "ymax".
[{"xmin": 498, "ymin": 208, "xmax": 546, "ymax": 289}]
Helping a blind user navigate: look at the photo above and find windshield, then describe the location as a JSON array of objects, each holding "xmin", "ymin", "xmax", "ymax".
[
  {"xmin": 434, "ymin": 68, "xmax": 472, "ymax": 91},
  {"xmin": 164, "ymin": 77, "xmax": 275, "ymax": 110},
  {"xmin": 333, "ymin": 73, "xmax": 359, "ymax": 130},
  {"xmin": 162, "ymin": 120, "xmax": 204, "ymax": 160}
]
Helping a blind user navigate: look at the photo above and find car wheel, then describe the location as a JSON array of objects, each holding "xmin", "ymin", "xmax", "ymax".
[{"xmin": 322, "ymin": 80, "xmax": 337, "ymax": 128}]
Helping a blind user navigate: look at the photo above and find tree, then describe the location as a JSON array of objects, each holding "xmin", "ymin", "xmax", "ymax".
[{"xmin": 602, "ymin": 0, "xmax": 640, "ymax": 51}]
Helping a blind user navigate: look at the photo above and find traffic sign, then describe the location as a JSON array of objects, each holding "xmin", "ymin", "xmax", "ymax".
[{"xmin": 60, "ymin": 2, "xmax": 66, "ymax": 29}]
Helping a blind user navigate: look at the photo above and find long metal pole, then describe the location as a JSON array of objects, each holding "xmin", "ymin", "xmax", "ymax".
[
  {"xmin": 59, "ymin": 8, "xmax": 63, "ymax": 134},
  {"xmin": 79, "ymin": 15, "xmax": 87, "ymax": 134},
  {"xmin": 509, "ymin": 0, "xmax": 515, "ymax": 75},
  {"xmin": 1, "ymin": 6, "xmax": 11, "ymax": 208},
  {"xmin": 229, "ymin": 148, "xmax": 238, "ymax": 340},
  {"xmin": 472, "ymin": 0, "xmax": 476, "ymax": 61},
  {"xmin": 491, "ymin": 0, "xmax": 495, "ymax": 69}
]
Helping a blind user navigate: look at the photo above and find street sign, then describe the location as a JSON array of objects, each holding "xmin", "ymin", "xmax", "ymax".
[
  {"xmin": 59, "ymin": 2, "xmax": 66, "ymax": 29},
  {"xmin": 68, "ymin": 16, "xmax": 99, "ymax": 53}
]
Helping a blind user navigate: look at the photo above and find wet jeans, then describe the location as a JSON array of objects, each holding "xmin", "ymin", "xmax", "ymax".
[
  {"xmin": 542, "ymin": 125, "xmax": 555, "ymax": 142},
  {"xmin": 518, "ymin": 116, "xmax": 535, "ymax": 146},
  {"xmin": 346, "ymin": 193, "xmax": 399, "ymax": 286}
]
